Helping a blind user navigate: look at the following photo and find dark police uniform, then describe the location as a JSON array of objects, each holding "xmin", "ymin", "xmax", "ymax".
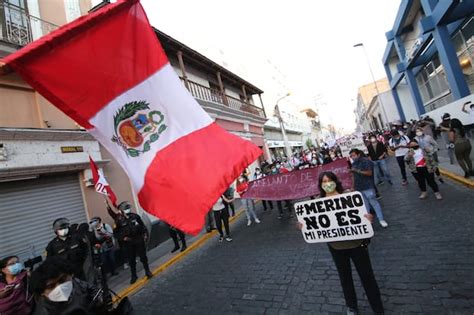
[
  {"xmin": 45, "ymin": 234, "xmax": 88, "ymax": 280},
  {"xmin": 114, "ymin": 212, "xmax": 151, "ymax": 281}
]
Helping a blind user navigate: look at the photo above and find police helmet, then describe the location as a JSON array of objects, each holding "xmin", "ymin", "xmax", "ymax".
[
  {"xmin": 52, "ymin": 218, "xmax": 70, "ymax": 231},
  {"xmin": 117, "ymin": 201, "xmax": 132, "ymax": 212}
]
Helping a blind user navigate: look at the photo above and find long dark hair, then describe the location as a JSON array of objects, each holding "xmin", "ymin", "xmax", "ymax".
[
  {"xmin": 318, "ymin": 171, "xmax": 344, "ymax": 197},
  {"xmin": 0, "ymin": 255, "xmax": 18, "ymax": 283},
  {"xmin": 450, "ymin": 118, "xmax": 466, "ymax": 137}
]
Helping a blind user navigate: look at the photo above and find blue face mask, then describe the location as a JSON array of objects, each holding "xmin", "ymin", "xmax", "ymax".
[{"xmin": 7, "ymin": 262, "xmax": 24, "ymax": 275}]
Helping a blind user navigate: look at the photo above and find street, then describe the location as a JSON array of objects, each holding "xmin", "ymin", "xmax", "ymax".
[{"xmin": 130, "ymin": 159, "xmax": 474, "ymax": 314}]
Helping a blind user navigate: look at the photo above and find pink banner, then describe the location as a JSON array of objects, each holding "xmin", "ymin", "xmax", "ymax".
[{"xmin": 243, "ymin": 159, "xmax": 353, "ymax": 200}]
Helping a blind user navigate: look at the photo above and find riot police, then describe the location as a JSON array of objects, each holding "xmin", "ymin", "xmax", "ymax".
[
  {"xmin": 113, "ymin": 201, "xmax": 152, "ymax": 284},
  {"xmin": 45, "ymin": 218, "xmax": 88, "ymax": 280}
]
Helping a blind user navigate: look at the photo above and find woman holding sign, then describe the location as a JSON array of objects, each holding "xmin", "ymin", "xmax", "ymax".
[{"xmin": 317, "ymin": 171, "xmax": 384, "ymax": 315}]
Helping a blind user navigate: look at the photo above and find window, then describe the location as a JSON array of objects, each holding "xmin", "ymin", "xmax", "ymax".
[
  {"xmin": 452, "ymin": 16, "xmax": 474, "ymax": 93},
  {"xmin": 416, "ymin": 54, "xmax": 452, "ymax": 111}
]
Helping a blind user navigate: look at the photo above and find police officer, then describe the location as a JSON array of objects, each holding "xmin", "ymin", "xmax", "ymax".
[
  {"xmin": 45, "ymin": 218, "xmax": 88, "ymax": 281},
  {"xmin": 113, "ymin": 201, "xmax": 152, "ymax": 284}
]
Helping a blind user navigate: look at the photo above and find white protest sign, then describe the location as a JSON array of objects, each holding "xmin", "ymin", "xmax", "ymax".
[
  {"xmin": 294, "ymin": 191, "xmax": 374, "ymax": 244},
  {"xmin": 339, "ymin": 137, "xmax": 368, "ymax": 157}
]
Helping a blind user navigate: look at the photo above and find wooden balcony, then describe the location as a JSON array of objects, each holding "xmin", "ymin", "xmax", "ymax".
[{"xmin": 180, "ymin": 78, "xmax": 266, "ymax": 118}]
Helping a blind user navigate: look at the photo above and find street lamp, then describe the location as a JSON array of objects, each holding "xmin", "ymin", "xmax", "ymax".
[
  {"xmin": 353, "ymin": 43, "xmax": 390, "ymax": 129},
  {"xmin": 274, "ymin": 93, "xmax": 293, "ymax": 158}
]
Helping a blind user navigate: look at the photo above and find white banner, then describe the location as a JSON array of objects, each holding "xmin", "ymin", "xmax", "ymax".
[
  {"xmin": 339, "ymin": 137, "xmax": 368, "ymax": 157},
  {"xmin": 295, "ymin": 191, "xmax": 374, "ymax": 244}
]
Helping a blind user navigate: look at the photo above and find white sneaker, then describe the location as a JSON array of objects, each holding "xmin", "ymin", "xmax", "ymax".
[
  {"xmin": 419, "ymin": 192, "xmax": 428, "ymax": 199},
  {"xmin": 255, "ymin": 218, "xmax": 261, "ymax": 224},
  {"xmin": 247, "ymin": 220, "xmax": 252, "ymax": 226},
  {"xmin": 435, "ymin": 192, "xmax": 443, "ymax": 200},
  {"xmin": 379, "ymin": 220, "xmax": 388, "ymax": 228}
]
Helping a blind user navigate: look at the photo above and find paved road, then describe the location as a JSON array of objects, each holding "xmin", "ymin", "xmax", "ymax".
[{"xmin": 130, "ymin": 158, "xmax": 474, "ymax": 314}]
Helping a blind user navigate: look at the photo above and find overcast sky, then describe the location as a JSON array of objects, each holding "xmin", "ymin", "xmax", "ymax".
[{"xmin": 141, "ymin": 0, "xmax": 402, "ymax": 133}]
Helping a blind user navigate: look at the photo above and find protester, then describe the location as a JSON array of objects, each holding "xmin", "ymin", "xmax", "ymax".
[
  {"xmin": 168, "ymin": 225, "xmax": 187, "ymax": 252},
  {"xmin": 313, "ymin": 171, "xmax": 384, "ymax": 315},
  {"xmin": 212, "ymin": 195, "xmax": 233, "ymax": 242},
  {"xmin": 404, "ymin": 139, "xmax": 442, "ymax": 200},
  {"xmin": 448, "ymin": 118, "xmax": 473, "ymax": 178},
  {"xmin": 438, "ymin": 113, "xmax": 455, "ymax": 165},
  {"xmin": 414, "ymin": 126, "xmax": 444, "ymax": 183},
  {"xmin": 366, "ymin": 134, "xmax": 392, "ymax": 185},
  {"xmin": 0, "ymin": 256, "xmax": 32, "ymax": 315},
  {"xmin": 349, "ymin": 149, "xmax": 388, "ymax": 228},
  {"xmin": 253, "ymin": 167, "xmax": 274, "ymax": 211},
  {"xmin": 388, "ymin": 130, "xmax": 410, "ymax": 185},
  {"xmin": 113, "ymin": 201, "xmax": 153, "ymax": 284},
  {"xmin": 236, "ymin": 175, "xmax": 261, "ymax": 226},
  {"xmin": 45, "ymin": 218, "xmax": 88, "ymax": 281},
  {"xmin": 30, "ymin": 256, "xmax": 106, "ymax": 315},
  {"xmin": 89, "ymin": 217, "xmax": 118, "ymax": 278}
]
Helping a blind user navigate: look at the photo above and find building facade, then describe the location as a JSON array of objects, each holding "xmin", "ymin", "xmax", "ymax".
[
  {"xmin": 0, "ymin": 0, "xmax": 267, "ymax": 260},
  {"xmin": 383, "ymin": 0, "xmax": 474, "ymax": 125}
]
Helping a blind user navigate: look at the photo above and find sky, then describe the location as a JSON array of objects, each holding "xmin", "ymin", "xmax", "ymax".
[{"xmin": 140, "ymin": 0, "xmax": 402, "ymax": 133}]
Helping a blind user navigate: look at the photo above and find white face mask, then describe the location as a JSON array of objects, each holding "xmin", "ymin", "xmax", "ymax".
[
  {"xmin": 57, "ymin": 228, "xmax": 69, "ymax": 237},
  {"xmin": 48, "ymin": 280, "xmax": 73, "ymax": 302},
  {"xmin": 123, "ymin": 209, "xmax": 131, "ymax": 215},
  {"xmin": 416, "ymin": 131, "xmax": 423, "ymax": 137}
]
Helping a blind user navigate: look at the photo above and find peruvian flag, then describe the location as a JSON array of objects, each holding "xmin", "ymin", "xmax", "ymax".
[
  {"xmin": 3, "ymin": 0, "xmax": 261, "ymax": 234},
  {"xmin": 89, "ymin": 156, "xmax": 118, "ymax": 207}
]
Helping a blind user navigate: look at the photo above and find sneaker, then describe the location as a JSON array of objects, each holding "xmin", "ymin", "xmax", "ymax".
[
  {"xmin": 145, "ymin": 270, "xmax": 153, "ymax": 279},
  {"xmin": 379, "ymin": 220, "xmax": 388, "ymax": 228},
  {"xmin": 225, "ymin": 236, "xmax": 233, "ymax": 242},
  {"xmin": 277, "ymin": 215, "xmax": 282, "ymax": 219},
  {"xmin": 401, "ymin": 180, "xmax": 408, "ymax": 186},
  {"xmin": 171, "ymin": 246, "xmax": 180, "ymax": 253},
  {"xmin": 255, "ymin": 218, "xmax": 261, "ymax": 224},
  {"xmin": 218, "ymin": 235, "xmax": 224, "ymax": 242},
  {"xmin": 247, "ymin": 220, "xmax": 252, "ymax": 226},
  {"xmin": 419, "ymin": 192, "xmax": 428, "ymax": 199},
  {"xmin": 438, "ymin": 177, "xmax": 445, "ymax": 183},
  {"xmin": 180, "ymin": 245, "xmax": 187, "ymax": 252},
  {"xmin": 130, "ymin": 275, "xmax": 137, "ymax": 284},
  {"xmin": 435, "ymin": 192, "xmax": 443, "ymax": 200},
  {"xmin": 123, "ymin": 263, "xmax": 129, "ymax": 270}
]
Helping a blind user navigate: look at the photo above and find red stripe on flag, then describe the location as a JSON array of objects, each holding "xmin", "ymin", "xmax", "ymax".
[
  {"xmin": 3, "ymin": 0, "xmax": 167, "ymax": 129},
  {"xmin": 138, "ymin": 122, "xmax": 262, "ymax": 235}
]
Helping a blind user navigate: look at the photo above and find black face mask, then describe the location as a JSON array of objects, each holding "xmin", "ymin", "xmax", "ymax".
[{"xmin": 412, "ymin": 146, "xmax": 420, "ymax": 150}]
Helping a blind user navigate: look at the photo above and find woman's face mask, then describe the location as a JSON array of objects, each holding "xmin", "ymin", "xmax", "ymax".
[
  {"xmin": 321, "ymin": 181, "xmax": 337, "ymax": 193},
  {"xmin": 416, "ymin": 131, "xmax": 423, "ymax": 137},
  {"xmin": 57, "ymin": 228, "xmax": 69, "ymax": 237},
  {"xmin": 7, "ymin": 262, "xmax": 24, "ymax": 275}
]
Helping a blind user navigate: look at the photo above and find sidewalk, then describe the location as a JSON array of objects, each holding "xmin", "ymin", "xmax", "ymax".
[
  {"xmin": 107, "ymin": 199, "xmax": 246, "ymax": 297},
  {"xmin": 436, "ymin": 136, "xmax": 474, "ymax": 187}
]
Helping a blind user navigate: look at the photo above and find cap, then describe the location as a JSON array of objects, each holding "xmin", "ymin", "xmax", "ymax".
[
  {"xmin": 117, "ymin": 201, "xmax": 132, "ymax": 211},
  {"xmin": 52, "ymin": 218, "xmax": 70, "ymax": 231},
  {"xmin": 442, "ymin": 113, "xmax": 451, "ymax": 120}
]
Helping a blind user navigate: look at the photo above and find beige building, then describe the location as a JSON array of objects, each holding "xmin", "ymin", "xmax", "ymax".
[{"xmin": 0, "ymin": 0, "xmax": 267, "ymax": 261}]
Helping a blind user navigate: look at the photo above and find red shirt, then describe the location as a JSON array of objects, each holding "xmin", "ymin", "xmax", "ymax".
[{"xmin": 236, "ymin": 182, "xmax": 249, "ymax": 195}]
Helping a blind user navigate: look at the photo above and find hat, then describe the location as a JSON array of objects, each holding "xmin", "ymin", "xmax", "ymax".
[
  {"xmin": 117, "ymin": 201, "xmax": 132, "ymax": 211},
  {"xmin": 52, "ymin": 218, "xmax": 70, "ymax": 231},
  {"xmin": 390, "ymin": 130, "xmax": 399, "ymax": 136},
  {"xmin": 442, "ymin": 113, "xmax": 451, "ymax": 120}
]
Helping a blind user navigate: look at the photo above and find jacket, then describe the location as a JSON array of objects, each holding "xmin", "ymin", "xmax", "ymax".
[
  {"xmin": 366, "ymin": 142, "xmax": 387, "ymax": 161},
  {"xmin": 404, "ymin": 148, "xmax": 438, "ymax": 173},
  {"xmin": 45, "ymin": 235, "xmax": 88, "ymax": 277},
  {"xmin": 113, "ymin": 213, "xmax": 147, "ymax": 243}
]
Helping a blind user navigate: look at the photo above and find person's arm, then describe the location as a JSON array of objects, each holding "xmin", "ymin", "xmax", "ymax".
[
  {"xmin": 106, "ymin": 203, "xmax": 118, "ymax": 221},
  {"xmin": 427, "ymin": 135, "xmax": 438, "ymax": 151},
  {"xmin": 136, "ymin": 215, "xmax": 149, "ymax": 240},
  {"xmin": 222, "ymin": 195, "xmax": 234, "ymax": 203}
]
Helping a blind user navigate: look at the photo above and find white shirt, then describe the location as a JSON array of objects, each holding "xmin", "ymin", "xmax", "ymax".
[
  {"xmin": 389, "ymin": 135, "xmax": 410, "ymax": 157},
  {"xmin": 212, "ymin": 197, "xmax": 225, "ymax": 211}
]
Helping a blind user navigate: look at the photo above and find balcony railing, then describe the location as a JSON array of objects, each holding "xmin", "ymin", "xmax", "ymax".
[
  {"xmin": 0, "ymin": 2, "xmax": 58, "ymax": 46},
  {"xmin": 180, "ymin": 78, "xmax": 266, "ymax": 118}
]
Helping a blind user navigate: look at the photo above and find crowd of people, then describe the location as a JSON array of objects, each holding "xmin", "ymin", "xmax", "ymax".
[{"xmin": 0, "ymin": 200, "xmax": 162, "ymax": 314}]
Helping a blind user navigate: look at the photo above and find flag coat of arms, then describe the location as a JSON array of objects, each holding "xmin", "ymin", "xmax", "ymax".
[{"xmin": 3, "ymin": 0, "xmax": 261, "ymax": 234}]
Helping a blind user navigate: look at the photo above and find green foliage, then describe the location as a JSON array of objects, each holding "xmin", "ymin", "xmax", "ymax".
[
  {"xmin": 127, "ymin": 148, "xmax": 140, "ymax": 157},
  {"xmin": 113, "ymin": 100, "xmax": 150, "ymax": 131},
  {"xmin": 150, "ymin": 133, "xmax": 159, "ymax": 142}
]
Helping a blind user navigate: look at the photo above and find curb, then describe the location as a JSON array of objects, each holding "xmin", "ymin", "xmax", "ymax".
[
  {"xmin": 439, "ymin": 167, "xmax": 474, "ymax": 188},
  {"xmin": 113, "ymin": 208, "xmax": 246, "ymax": 302}
]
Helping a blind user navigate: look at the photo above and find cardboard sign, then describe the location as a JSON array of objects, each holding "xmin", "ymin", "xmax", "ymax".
[
  {"xmin": 295, "ymin": 191, "xmax": 374, "ymax": 243},
  {"xmin": 243, "ymin": 159, "xmax": 353, "ymax": 201},
  {"xmin": 339, "ymin": 137, "xmax": 368, "ymax": 157}
]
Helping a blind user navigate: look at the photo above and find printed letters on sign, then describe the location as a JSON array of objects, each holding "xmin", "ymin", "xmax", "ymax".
[{"xmin": 294, "ymin": 191, "xmax": 374, "ymax": 244}]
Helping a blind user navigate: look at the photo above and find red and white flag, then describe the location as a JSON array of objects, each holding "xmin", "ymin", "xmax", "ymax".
[
  {"xmin": 89, "ymin": 156, "xmax": 118, "ymax": 207},
  {"xmin": 4, "ymin": 0, "xmax": 261, "ymax": 234}
]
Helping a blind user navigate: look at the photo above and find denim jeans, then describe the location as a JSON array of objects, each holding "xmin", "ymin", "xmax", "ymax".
[
  {"xmin": 361, "ymin": 188, "xmax": 384, "ymax": 221},
  {"xmin": 373, "ymin": 159, "xmax": 391, "ymax": 183},
  {"xmin": 243, "ymin": 199, "xmax": 258, "ymax": 221}
]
